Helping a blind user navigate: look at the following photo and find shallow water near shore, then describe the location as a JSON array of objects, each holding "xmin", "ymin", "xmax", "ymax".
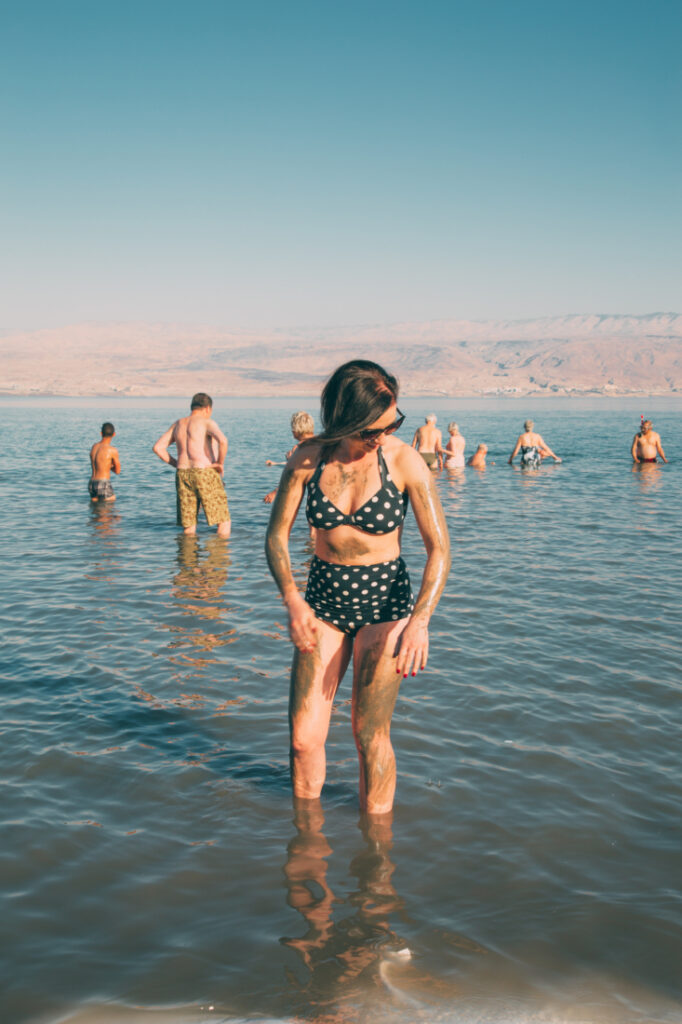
[{"xmin": 1, "ymin": 396, "xmax": 681, "ymax": 1024}]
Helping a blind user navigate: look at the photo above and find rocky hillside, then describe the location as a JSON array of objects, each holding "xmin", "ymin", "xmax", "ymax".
[{"xmin": 1, "ymin": 313, "xmax": 680, "ymax": 397}]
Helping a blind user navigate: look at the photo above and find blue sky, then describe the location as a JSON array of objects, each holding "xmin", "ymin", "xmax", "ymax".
[{"xmin": 1, "ymin": 0, "xmax": 680, "ymax": 329}]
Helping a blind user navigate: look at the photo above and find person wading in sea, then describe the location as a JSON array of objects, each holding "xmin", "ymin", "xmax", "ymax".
[
  {"xmin": 264, "ymin": 411, "xmax": 315, "ymax": 504},
  {"xmin": 411, "ymin": 415, "xmax": 445, "ymax": 470},
  {"xmin": 631, "ymin": 418, "xmax": 667, "ymax": 464},
  {"xmin": 89, "ymin": 422, "xmax": 121, "ymax": 502},
  {"xmin": 467, "ymin": 443, "xmax": 488, "ymax": 469},
  {"xmin": 153, "ymin": 392, "xmax": 231, "ymax": 538},
  {"xmin": 444, "ymin": 422, "xmax": 466, "ymax": 468},
  {"xmin": 508, "ymin": 419, "xmax": 562, "ymax": 468},
  {"xmin": 265, "ymin": 360, "xmax": 450, "ymax": 814}
]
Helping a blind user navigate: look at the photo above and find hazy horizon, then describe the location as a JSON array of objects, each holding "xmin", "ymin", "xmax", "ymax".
[{"xmin": 3, "ymin": 308, "xmax": 682, "ymax": 337}]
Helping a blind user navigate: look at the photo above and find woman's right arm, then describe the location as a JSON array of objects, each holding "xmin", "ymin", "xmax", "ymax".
[{"xmin": 265, "ymin": 454, "xmax": 318, "ymax": 653}]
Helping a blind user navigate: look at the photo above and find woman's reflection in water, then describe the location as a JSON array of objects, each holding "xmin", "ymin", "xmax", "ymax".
[
  {"xmin": 166, "ymin": 534, "xmax": 234, "ymax": 670},
  {"xmin": 281, "ymin": 800, "xmax": 406, "ymax": 1022}
]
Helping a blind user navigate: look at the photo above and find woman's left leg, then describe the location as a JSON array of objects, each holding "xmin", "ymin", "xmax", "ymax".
[{"xmin": 351, "ymin": 618, "xmax": 409, "ymax": 814}]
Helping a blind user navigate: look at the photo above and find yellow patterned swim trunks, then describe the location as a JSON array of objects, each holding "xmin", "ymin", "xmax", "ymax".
[{"xmin": 176, "ymin": 468, "xmax": 230, "ymax": 527}]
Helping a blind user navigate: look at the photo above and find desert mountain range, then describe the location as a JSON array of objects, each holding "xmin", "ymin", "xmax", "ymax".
[{"xmin": 1, "ymin": 313, "xmax": 681, "ymax": 397}]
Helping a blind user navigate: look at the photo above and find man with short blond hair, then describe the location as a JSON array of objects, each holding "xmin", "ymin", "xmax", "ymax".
[
  {"xmin": 153, "ymin": 393, "xmax": 231, "ymax": 537},
  {"xmin": 264, "ymin": 410, "xmax": 315, "ymax": 503}
]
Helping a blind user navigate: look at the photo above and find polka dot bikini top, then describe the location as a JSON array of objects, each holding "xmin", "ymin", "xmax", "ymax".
[{"xmin": 306, "ymin": 446, "xmax": 409, "ymax": 533}]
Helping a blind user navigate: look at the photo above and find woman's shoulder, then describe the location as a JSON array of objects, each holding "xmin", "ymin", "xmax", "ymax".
[
  {"xmin": 287, "ymin": 439, "xmax": 324, "ymax": 474},
  {"xmin": 383, "ymin": 437, "xmax": 431, "ymax": 486}
]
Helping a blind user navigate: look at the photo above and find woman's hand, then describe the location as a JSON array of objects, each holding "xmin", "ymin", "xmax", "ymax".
[
  {"xmin": 395, "ymin": 616, "xmax": 429, "ymax": 677},
  {"xmin": 286, "ymin": 593, "xmax": 319, "ymax": 654}
]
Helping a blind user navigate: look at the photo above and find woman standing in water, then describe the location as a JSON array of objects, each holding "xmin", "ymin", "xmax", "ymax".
[
  {"xmin": 266, "ymin": 360, "xmax": 450, "ymax": 813},
  {"xmin": 444, "ymin": 421, "xmax": 466, "ymax": 468},
  {"xmin": 508, "ymin": 419, "xmax": 562, "ymax": 468}
]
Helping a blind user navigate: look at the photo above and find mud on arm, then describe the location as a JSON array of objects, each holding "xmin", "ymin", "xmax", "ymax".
[
  {"xmin": 408, "ymin": 469, "xmax": 451, "ymax": 624},
  {"xmin": 394, "ymin": 455, "xmax": 451, "ymax": 676},
  {"xmin": 265, "ymin": 460, "xmax": 318, "ymax": 652}
]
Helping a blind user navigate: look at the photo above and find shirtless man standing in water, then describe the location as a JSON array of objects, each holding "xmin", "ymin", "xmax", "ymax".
[
  {"xmin": 153, "ymin": 392, "xmax": 231, "ymax": 537},
  {"xmin": 89, "ymin": 422, "xmax": 121, "ymax": 501},
  {"xmin": 631, "ymin": 419, "xmax": 667, "ymax": 464},
  {"xmin": 411, "ymin": 415, "xmax": 444, "ymax": 469}
]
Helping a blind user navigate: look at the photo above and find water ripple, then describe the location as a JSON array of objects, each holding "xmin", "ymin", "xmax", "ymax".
[{"xmin": 1, "ymin": 398, "xmax": 681, "ymax": 1024}]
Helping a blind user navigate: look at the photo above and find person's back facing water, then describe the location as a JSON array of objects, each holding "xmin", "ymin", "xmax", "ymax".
[
  {"xmin": 444, "ymin": 422, "xmax": 465, "ymax": 468},
  {"xmin": 153, "ymin": 392, "xmax": 231, "ymax": 537},
  {"xmin": 89, "ymin": 422, "xmax": 121, "ymax": 501},
  {"xmin": 173, "ymin": 415, "xmax": 214, "ymax": 467},
  {"xmin": 412, "ymin": 415, "xmax": 444, "ymax": 469},
  {"xmin": 467, "ymin": 443, "xmax": 488, "ymax": 468}
]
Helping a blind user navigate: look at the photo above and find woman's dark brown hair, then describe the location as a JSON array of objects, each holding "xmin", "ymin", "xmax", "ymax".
[{"xmin": 311, "ymin": 359, "xmax": 399, "ymax": 448}]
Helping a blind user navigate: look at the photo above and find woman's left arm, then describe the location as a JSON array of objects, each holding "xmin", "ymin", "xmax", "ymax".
[{"xmin": 396, "ymin": 448, "xmax": 451, "ymax": 677}]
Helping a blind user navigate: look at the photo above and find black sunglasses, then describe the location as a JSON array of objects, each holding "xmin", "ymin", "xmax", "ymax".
[{"xmin": 358, "ymin": 408, "xmax": 405, "ymax": 441}]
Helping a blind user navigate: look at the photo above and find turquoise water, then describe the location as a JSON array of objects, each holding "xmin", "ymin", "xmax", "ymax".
[{"xmin": 1, "ymin": 397, "xmax": 681, "ymax": 1024}]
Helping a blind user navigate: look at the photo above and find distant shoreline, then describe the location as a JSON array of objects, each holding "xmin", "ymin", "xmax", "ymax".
[
  {"xmin": 2, "ymin": 314, "xmax": 680, "ymax": 401},
  {"xmin": 3, "ymin": 391, "xmax": 681, "ymax": 404}
]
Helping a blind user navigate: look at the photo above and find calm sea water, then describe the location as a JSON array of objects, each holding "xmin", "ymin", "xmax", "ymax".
[{"xmin": 1, "ymin": 396, "xmax": 680, "ymax": 1024}]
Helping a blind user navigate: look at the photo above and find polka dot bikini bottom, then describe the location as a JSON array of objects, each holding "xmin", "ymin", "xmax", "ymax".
[{"xmin": 305, "ymin": 555, "xmax": 415, "ymax": 635}]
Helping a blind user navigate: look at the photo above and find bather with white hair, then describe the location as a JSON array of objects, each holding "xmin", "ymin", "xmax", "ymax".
[
  {"xmin": 411, "ymin": 415, "xmax": 445, "ymax": 469},
  {"xmin": 444, "ymin": 421, "xmax": 466, "ymax": 468}
]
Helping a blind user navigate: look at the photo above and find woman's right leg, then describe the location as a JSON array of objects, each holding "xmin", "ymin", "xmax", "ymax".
[{"xmin": 289, "ymin": 621, "xmax": 352, "ymax": 799}]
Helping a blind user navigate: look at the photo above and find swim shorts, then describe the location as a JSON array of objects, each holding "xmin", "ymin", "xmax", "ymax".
[
  {"xmin": 89, "ymin": 478, "xmax": 114, "ymax": 500},
  {"xmin": 421, "ymin": 452, "xmax": 437, "ymax": 467},
  {"xmin": 176, "ymin": 467, "xmax": 230, "ymax": 527},
  {"xmin": 305, "ymin": 555, "xmax": 414, "ymax": 635}
]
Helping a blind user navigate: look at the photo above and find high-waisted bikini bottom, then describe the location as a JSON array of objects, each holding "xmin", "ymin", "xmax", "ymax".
[{"xmin": 305, "ymin": 555, "xmax": 415, "ymax": 635}]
